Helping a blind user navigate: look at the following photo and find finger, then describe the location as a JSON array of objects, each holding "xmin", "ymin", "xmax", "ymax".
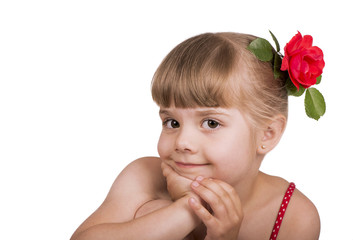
[
  {"xmin": 210, "ymin": 179, "xmax": 244, "ymax": 224},
  {"xmin": 188, "ymin": 197, "xmax": 217, "ymax": 228},
  {"xmin": 191, "ymin": 179, "xmax": 244, "ymax": 236},
  {"xmin": 196, "ymin": 177, "xmax": 237, "ymax": 211},
  {"xmin": 206, "ymin": 179, "xmax": 242, "ymax": 213},
  {"xmin": 210, "ymin": 179, "xmax": 242, "ymax": 213},
  {"xmin": 193, "ymin": 177, "xmax": 244, "ymax": 223},
  {"xmin": 191, "ymin": 179, "xmax": 229, "ymax": 218}
]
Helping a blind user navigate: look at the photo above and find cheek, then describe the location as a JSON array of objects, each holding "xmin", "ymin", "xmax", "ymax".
[
  {"xmin": 210, "ymin": 133, "xmax": 252, "ymax": 158},
  {"xmin": 157, "ymin": 134, "xmax": 172, "ymax": 158},
  {"xmin": 206, "ymin": 134, "xmax": 255, "ymax": 177}
]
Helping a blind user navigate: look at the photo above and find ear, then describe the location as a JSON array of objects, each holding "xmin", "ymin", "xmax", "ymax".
[{"xmin": 257, "ymin": 115, "xmax": 287, "ymax": 155}]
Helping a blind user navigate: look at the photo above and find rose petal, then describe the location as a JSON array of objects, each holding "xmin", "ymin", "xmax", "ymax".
[
  {"xmin": 284, "ymin": 31, "xmax": 302, "ymax": 56},
  {"xmin": 301, "ymin": 76, "xmax": 317, "ymax": 88},
  {"xmin": 299, "ymin": 35, "xmax": 313, "ymax": 49},
  {"xmin": 303, "ymin": 47, "xmax": 324, "ymax": 61},
  {"xmin": 289, "ymin": 54, "xmax": 302, "ymax": 79},
  {"xmin": 308, "ymin": 64, "xmax": 321, "ymax": 77},
  {"xmin": 301, "ymin": 58, "xmax": 310, "ymax": 76},
  {"xmin": 281, "ymin": 55, "xmax": 289, "ymax": 71}
]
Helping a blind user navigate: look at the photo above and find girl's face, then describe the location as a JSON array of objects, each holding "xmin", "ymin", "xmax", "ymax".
[{"xmin": 157, "ymin": 106, "xmax": 261, "ymax": 188}]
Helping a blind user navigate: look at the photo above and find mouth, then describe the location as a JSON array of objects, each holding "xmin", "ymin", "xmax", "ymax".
[{"xmin": 175, "ymin": 162, "xmax": 210, "ymax": 169}]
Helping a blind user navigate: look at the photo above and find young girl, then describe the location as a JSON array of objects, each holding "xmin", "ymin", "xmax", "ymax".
[{"xmin": 71, "ymin": 32, "xmax": 322, "ymax": 240}]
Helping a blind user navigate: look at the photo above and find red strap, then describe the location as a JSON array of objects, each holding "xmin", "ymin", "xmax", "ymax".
[{"xmin": 269, "ymin": 182, "xmax": 296, "ymax": 240}]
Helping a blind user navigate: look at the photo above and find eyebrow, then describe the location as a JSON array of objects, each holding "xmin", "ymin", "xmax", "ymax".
[
  {"xmin": 159, "ymin": 109, "xmax": 171, "ymax": 116},
  {"xmin": 195, "ymin": 109, "xmax": 231, "ymax": 117},
  {"xmin": 159, "ymin": 108, "xmax": 231, "ymax": 117}
]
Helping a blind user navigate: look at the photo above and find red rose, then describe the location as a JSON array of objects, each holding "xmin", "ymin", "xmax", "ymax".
[{"xmin": 281, "ymin": 31, "xmax": 325, "ymax": 90}]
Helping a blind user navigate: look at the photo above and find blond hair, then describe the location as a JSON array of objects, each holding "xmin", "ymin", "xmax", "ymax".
[{"xmin": 151, "ymin": 32, "xmax": 288, "ymax": 129}]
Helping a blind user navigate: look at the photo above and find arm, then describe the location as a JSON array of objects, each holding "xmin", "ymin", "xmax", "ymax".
[
  {"xmin": 70, "ymin": 157, "xmax": 199, "ymax": 240},
  {"xmin": 73, "ymin": 196, "xmax": 199, "ymax": 240}
]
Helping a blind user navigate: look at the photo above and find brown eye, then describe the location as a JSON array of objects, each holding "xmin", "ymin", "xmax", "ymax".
[
  {"xmin": 202, "ymin": 119, "xmax": 220, "ymax": 129},
  {"xmin": 165, "ymin": 119, "xmax": 180, "ymax": 128}
]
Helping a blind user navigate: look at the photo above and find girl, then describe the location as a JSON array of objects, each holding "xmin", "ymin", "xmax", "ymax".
[{"xmin": 71, "ymin": 32, "xmax": 321, "ymax": 240}]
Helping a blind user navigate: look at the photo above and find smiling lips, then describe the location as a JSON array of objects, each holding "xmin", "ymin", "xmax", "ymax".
[{"xmin": 175, "ymin": 162, "xmax": 209, "ymax": 168}]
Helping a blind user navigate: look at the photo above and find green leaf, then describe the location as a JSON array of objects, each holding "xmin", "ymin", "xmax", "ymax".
[
  {"xmin": 316, "ymin": 75, "xmax": 322, "ymax": 85},
  {"xmin": 305, "ymin": 88, "xmax": 326, "ymax": 120},
  {"xmin": 269, "ymin": 30, "xmax": 280, "ymax": 52},
  {"xmin": 286, "ymin": 77, "xmax": 305, "ymax": 97},
  {"xmin": 273, "ymin": 52, "xmax": 282, "ymax": 79},
  {"xmin": 247, "ymin": 38, "xmax": 273, "ymax": 62}
]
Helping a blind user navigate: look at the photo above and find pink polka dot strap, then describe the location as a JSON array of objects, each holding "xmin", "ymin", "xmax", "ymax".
[{"xmin": 269, "ymin": 182, "xmax": 296, "ymax": 240}]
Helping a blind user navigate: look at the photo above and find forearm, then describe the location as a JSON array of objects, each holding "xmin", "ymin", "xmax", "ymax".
[{"xmin": 72, "ymin": 196, "xmax": 199, "ymax": 240}]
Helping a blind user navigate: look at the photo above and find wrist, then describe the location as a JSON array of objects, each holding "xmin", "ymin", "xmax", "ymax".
[{"xmin": 176, "ymin": 196, "xmax": 202, "ymax": 226}]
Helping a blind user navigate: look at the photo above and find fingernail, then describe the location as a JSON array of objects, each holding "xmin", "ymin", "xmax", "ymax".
[
  {"xmin": 189, "ymin": 197, "xmax": 197, "ymax": 205},
  {"xmin": 192, "ymin": 181, "xmax": 199, "ymax": 187},
  {"xmin": 195, "ymin": 176, "xmax": 204, "ymax": 182}
]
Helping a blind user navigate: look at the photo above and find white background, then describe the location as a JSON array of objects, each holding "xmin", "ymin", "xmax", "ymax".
[{"xmin": 0, "ymin": 1, "xmax": 351, "ymax": 239}]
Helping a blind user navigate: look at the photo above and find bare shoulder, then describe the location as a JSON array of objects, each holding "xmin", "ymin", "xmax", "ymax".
[
  {"xmin": 280, "ymin": 186, "xmax": 320, "ymax": 240},
  {"xmin": 107, "ymin": 156, "xmax": 166, "ymax": 202},
  {"xmin": 71, "ymin": 157, "xmax": 166, "ymax": 237},
  {"xmin": 104, "ymin": 156, "xmax": 167, "ymax": 218},
  {"xmin": 251, "ymin": 173, "xmax": 320, "ymax": 239}
]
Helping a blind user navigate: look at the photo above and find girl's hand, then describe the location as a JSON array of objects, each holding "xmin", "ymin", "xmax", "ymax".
[
  {"xmin": 161, "ymin": 162, "xmax": 198, "ymax": 201},
  {"xmin": 189, "ymin": 177, "xmax": 243, "ymax": 240}
]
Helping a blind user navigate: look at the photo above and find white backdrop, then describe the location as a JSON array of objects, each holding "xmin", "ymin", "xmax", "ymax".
[{"xmin": 0, "ymin": 1, "xmax": 351, "ymax": 239}]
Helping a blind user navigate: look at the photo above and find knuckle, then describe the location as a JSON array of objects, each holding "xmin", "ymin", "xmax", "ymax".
[
  {"xmin": 219, "ymin": 190, "xmax": 228, "ymax": 199},
  {"xmin": 216, "ymin": 226, "xmax": 228, "ymax": 238},
  {"xmin": 161, "ymin": 167, "xmax": 169, "ymax": 177},
  {"xmin": 209, "ymin": 194, "xmax": 221, "ymax": 206},
  {"xmin": 232, "ymin": 212, "xmax": 244, "ymax": 225},
  {"xmin": 229, "ymin": 187, "xmax": 237, "ymax": 195},
  {"xmin": 203, "ymin": 211, "xmax": 213, "ymax": 222}
]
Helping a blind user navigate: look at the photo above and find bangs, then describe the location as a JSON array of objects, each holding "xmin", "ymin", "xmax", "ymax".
[
  {"xmin": 151, "ymin": 33, "xmax": 239, "ymax": 108},
  {"xmin": 151, "ymin": 32, "xmax": 288, "ymax": 129}
]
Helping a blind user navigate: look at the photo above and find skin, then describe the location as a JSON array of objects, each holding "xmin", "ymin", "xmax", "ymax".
[{"xmin": 70, "ymin": 106, "xmax": 320, "ymax": 240}]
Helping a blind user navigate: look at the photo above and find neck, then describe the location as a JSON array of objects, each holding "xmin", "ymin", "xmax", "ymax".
[
  {"xmin": 233, "ymin": 170, "xmax": 264, "ymax": 213},
  {"xmin": 237, "ymin": 177, "xmax": 256, "ymax": 202},
  {"xmin": 235, "ymin": 154, "xmax": 265, "ymax": 209}
]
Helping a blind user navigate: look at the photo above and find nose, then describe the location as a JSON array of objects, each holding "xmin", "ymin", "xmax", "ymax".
[{"xmin": 175, "ymin": 127, "xmax": 198, "ymax": 154}]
